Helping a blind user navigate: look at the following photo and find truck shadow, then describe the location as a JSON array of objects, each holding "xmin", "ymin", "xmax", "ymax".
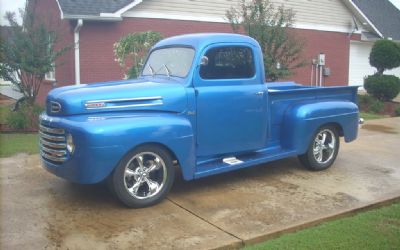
[
  {"xmin": 170, "ymin": 157, "xmax": 303, "ymax": 196},
  {"xmin": 51, "ymin": 157, "xmax": 303, "ymax": 207}
]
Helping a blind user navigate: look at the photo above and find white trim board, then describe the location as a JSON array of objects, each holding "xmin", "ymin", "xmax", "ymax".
[{"xmin": 123, "ymin": 11, "xmax": 359, "ymax": 34}]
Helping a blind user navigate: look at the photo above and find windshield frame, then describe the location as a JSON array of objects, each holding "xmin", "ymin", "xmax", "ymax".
[{"xmin": 140, "ymin": 45, "xmax": 196, "ymax": 79}]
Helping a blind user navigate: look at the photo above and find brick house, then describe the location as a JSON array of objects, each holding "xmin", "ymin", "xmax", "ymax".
[{"xmin": 34, "ymin": 0, "xmax": 400, "ymax": 104}]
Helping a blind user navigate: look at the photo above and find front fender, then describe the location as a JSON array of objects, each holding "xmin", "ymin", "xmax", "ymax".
[
  {"xmin": 281, "ymin": 101, "xmax": 359, "ymax": 154},
  {"xmin": 41, "ymin": 112, "xmax": 195, "ymax": 183}
]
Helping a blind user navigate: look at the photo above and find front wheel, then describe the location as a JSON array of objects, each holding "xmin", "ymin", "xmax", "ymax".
[
  {"xmin": 109, "ymin": 145, "xmax": 175, "ymax": 208},
  {"xmin": 298, "ymin": 125, "xmax": 340, "ymax": 171}
]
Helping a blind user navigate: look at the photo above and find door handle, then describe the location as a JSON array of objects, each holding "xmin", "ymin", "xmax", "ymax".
[{"xmin": 255, "ymin": 91, "xmax": 264, "ymax": 96}]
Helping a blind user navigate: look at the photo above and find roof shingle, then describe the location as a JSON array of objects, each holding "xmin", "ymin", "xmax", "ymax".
[
  {"xmin": 352, "ymin": 0, "xmax": 400, "ymax": 40},
  {"xmin": 58, "ymin": 0, "xmax": 134, "ymax": 16}
]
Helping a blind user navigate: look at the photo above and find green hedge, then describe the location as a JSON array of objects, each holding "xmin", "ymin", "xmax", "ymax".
[{"xmin": 364, "ymin": 74, "xmax": 400, "ymax": 101}]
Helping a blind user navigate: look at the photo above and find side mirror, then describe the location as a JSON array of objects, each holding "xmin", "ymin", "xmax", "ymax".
[{"xmin": 200, "ymin": 56, "xmax": 209, "ymax": 66}]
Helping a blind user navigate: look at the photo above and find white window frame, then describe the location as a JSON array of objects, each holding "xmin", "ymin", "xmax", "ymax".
[{"xmin": 45, "ymin": 63, "xmax": 56, "ymax": 81}]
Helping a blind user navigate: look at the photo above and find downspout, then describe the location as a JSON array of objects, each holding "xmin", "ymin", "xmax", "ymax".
[{"xmin": 74, "ymin": 19, "xmax": 83, "ymax": 85}]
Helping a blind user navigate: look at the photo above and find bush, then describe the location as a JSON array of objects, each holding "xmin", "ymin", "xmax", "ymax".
[
  {"xmin": 395, "ymin": 106, "xmax": 400, "ymax": 116},
  {"xmin": 357, "ymin": 94, "xmax": 376, "ymax": 111},
  {"xmin": 369, "ymin": 40, "xmax": 400, "ymax": 74},
  {"xmin": 364, "ymin": 74, "xmax": 400, "ymax": 101},
  {"xmin": 369, "ymin": 100, "xmax": 384, "ymax": 113},
  {"xmin": 6, "ymin": 103, "xmax": 43, "ymax": 131}
]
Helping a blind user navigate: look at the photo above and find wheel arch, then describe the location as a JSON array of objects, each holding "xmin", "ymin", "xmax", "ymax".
[
  {"xmin": 108, "ymin": 139, "xmax": 195, "ymax": 183},
  {"xmin": 281, "ymin": 101, "xmax": 358, "ymax": 154}
]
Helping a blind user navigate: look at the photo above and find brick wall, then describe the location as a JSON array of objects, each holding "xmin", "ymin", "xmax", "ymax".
[
  {"xmin": 36, "ymin": 4, "xmax": 358, "ymax": 103},
  {"xmin": 79, "ymin": 18, "xmax": 354, "ymax": 86},
  {"xmin": 79, "ymin": 18, "xmax": 233, "ymax": 84},
  {"xmin": 35, "ymin": 0, "xmax": 75, "ymax": 104}
]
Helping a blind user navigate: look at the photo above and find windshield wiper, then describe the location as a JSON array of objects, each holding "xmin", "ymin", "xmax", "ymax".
[
  {"xmin": 163, "ymin": 64, "xmax": 171, "ymax": 78},
  {"xmin": 147, "ymin": 64, "xmax": 155, "ymax": 77}
]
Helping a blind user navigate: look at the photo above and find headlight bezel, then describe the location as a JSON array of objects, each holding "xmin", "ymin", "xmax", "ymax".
[{"xmin": 66, "ymin": 134, "xmax": 75, "ymax": 154}]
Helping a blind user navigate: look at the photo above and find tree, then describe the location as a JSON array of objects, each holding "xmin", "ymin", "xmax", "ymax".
[
  {"xmin": 369, "ymin": 39, "xmax": 400, "ymax": 75},
  {"xmin": 226, "ymin": 0, "xmax": 306, "ymax": 81},
  {"xmin": 364, "ymin": 40, "xmax": 400, "ymax": 101},
  {"xmin": 114, "ymin": 31, "xmax": 163, "ymax": 79},
  {"xmin": 0, "ymin": 0, "xmax": 69, "ymax": 104}
]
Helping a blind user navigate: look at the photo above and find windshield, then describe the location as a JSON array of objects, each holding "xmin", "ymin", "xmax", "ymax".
[{"xmin": 142, "ymin": 47, "xmax": 195, "ymax": 78}]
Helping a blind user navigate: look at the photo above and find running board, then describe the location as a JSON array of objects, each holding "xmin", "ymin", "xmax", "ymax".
[{"xmin": 194, "ymin": 149, "xmax": 297, "ymax": 179}]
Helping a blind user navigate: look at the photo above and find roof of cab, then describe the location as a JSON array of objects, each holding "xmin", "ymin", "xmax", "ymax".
[{"xmin": 153, "ymin": 33, "xmax": 260, "ymax": 51}]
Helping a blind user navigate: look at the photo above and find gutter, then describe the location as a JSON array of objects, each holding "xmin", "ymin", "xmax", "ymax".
[
  {"xmin": 63, "ymin": 14, "xmax": 122, "ymax": 21},
  {"xmin": 74, "ymin": 19, "xmax": 83, "ymax": 85}
]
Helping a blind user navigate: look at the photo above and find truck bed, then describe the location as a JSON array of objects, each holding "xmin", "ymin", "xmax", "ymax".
[{"xmin": 266, "ymin": 82, "xmax": 359, "ymax": 144}]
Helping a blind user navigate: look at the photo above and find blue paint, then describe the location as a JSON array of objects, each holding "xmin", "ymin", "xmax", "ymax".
[{"xmin": 40, "ymin": 33, "xmax": 359, "ymax": 184}]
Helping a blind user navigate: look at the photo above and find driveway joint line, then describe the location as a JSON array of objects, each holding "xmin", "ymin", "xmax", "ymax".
[{"xmin": 167, "ymin": 197, "xmax": 244, "ymax": 246}]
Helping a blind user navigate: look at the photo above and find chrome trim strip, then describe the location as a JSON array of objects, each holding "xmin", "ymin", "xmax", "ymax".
[
  {"xmin": 41, "ymin": 151, "xmax": 67, "ymax": 162},
  {"xmin": 39, "ymin": 131, "xmax": 65, "ymax": 142},
  {"xmin": 85, "ymin": 96, "xmax": 164, "ymax": 110},
  {"xmin": 40, "ymin": 139, "xmax": 67, "ymax": 149},
  {"xmin": 85, "ymin": 96, "xmax": 163, "ymax": 104},
  {"xmin": 86, "ymin": 102, "xmax": 163, "ymax": 110},
  {"xmin": 41, "ymin": 146, "xmax": 67, "ymax": 157},
  {"xmin": 40, "ymin": 125, "xmax": 65, "ymax": 135}
]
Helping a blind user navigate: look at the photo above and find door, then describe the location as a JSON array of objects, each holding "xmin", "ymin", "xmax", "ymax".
[{"xmin": 195, "ymin": 45, "xmax": 268, "ymax": 157}]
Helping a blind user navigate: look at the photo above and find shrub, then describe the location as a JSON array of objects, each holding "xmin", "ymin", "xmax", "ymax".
[
  {"xmin": 364, "ymin": 74, "xmax": 400, "ymax": 101},
  {"xmin": 114, "ymin": 31, "xmax": 163, "ymax": 79},
  {"xmin": 357, "ymin": 94, "xmax": 375, "ymax": 111},
  {"xmin": 369, "ymin": 40, "xmax": 400, "ymax": 74},
  {"xmin": 6, "ymin": 103, "xmax": 43, "ymax": 131},
  {"xmin": 395, "ymin": 106, "xmax": 400, "ymax": 116},
  {"xmin": 369, "ymin": 99, "xmax": 384, "ymax": 114}
]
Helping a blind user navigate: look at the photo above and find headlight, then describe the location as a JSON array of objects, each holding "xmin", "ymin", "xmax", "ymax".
[{"xmin": 66, "ymin": 134, "xmax": 75, "ymax": 154}]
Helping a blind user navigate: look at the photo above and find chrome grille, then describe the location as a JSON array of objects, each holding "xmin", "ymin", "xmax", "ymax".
[
  {"xmin": 50, "ymin": 101, "xmax": 61, "ymax": 113},
  {"xmin": 39, "ymin": 123, "xmax": 67, "ymax": 163}
]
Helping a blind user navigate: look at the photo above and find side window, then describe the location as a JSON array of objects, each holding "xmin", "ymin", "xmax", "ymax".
[{"xmin": 200, "ymin": 46, "xmax": 255, "ymax": 80}]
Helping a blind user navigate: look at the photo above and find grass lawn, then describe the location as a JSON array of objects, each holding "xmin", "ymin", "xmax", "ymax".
[
  {"xmin": 360, "ymin": 112, "xmax": 386, "ymax": 120},
  {"xmin": 245, "ymin": 202, "xmax": 400, "ymax": 250},
  {"xmin": 0, "ymin": 133, "xmax": 39, "ymax": 157}
]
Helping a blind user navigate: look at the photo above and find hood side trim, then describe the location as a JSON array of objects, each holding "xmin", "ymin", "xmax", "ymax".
[{"xmin": 85, "ymin": 96, "xmax": 163, "ymax": 110}]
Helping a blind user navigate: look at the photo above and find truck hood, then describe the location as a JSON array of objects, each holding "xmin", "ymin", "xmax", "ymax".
[{"xmin": 46, "ymin": 79, "xmax": 188, "ymax": 116}]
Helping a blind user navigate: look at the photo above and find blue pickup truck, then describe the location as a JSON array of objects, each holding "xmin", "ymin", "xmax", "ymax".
[{"xmin": 40, "ymin": 33, "xmax": 359, "ymax": 207}]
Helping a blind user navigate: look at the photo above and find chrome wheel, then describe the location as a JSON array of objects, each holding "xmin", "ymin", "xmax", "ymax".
[
  {"xmin": 312, "ymin": 129, "xmax": 336, "ymax": 164},
  {"xmin": 123, "ymin": 152, "xmax": 167, "ymax": 200}
]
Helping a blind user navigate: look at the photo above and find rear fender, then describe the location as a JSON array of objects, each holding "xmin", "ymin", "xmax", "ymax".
[{"xmin": 281, "ymin": 101, "xmax": 359, "ymax": 154}]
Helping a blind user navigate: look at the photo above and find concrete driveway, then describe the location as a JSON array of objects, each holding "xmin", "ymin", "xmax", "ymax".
[{"xmin": 1, "ymin": 117, "xmax": 400, "ymax": 249}]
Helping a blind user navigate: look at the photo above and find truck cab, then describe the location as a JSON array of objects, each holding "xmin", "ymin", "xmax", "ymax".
[{"xmin": 40, "ymin": 33, "xmax": 359, "ymax": 207}]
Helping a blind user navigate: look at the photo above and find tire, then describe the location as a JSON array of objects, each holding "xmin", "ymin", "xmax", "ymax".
[
  {"xmin": 109, "ymin": 145, "xmax": 175, "ymax": 208},
  {"xmin": 298, "ymin": 125, "xmax": 340, "ymax": 171}
]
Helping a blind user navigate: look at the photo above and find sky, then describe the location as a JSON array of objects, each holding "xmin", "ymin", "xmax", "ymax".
[{"xmin": 1, "ymin": 0, "xmax": 400, "ymax": 25}]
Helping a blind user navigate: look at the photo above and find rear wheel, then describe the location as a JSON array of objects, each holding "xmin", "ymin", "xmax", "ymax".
[
  {"xmin": 109, "ymin": 145, "xmax": 175, "ymax": 208},
  {"xmin": 298, "ymin": 125, "xmax": 340, "ymax": 171}
]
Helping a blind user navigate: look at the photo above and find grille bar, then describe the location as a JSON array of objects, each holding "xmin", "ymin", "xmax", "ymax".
[
  {"xmin": 39, "ymin": 123, "xmax": 67, "ymax": 164},
  {"xmin": 41, "ymin": 146, "xmax": 67, "ymax": 157},
  {"xmin": 39, "ymin": 131, "xmax": 65, "ymax": 142},
  {"xmin": 39, "ymin": 139, "xmax": 67, "ymax": 149},
  {"xmin": 41, "ymin": 151, "xmax": 67, "ymax": 162},
  {"xmin": 39, "ymin": 125, "xmax": 64, "ymax": 135}
]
